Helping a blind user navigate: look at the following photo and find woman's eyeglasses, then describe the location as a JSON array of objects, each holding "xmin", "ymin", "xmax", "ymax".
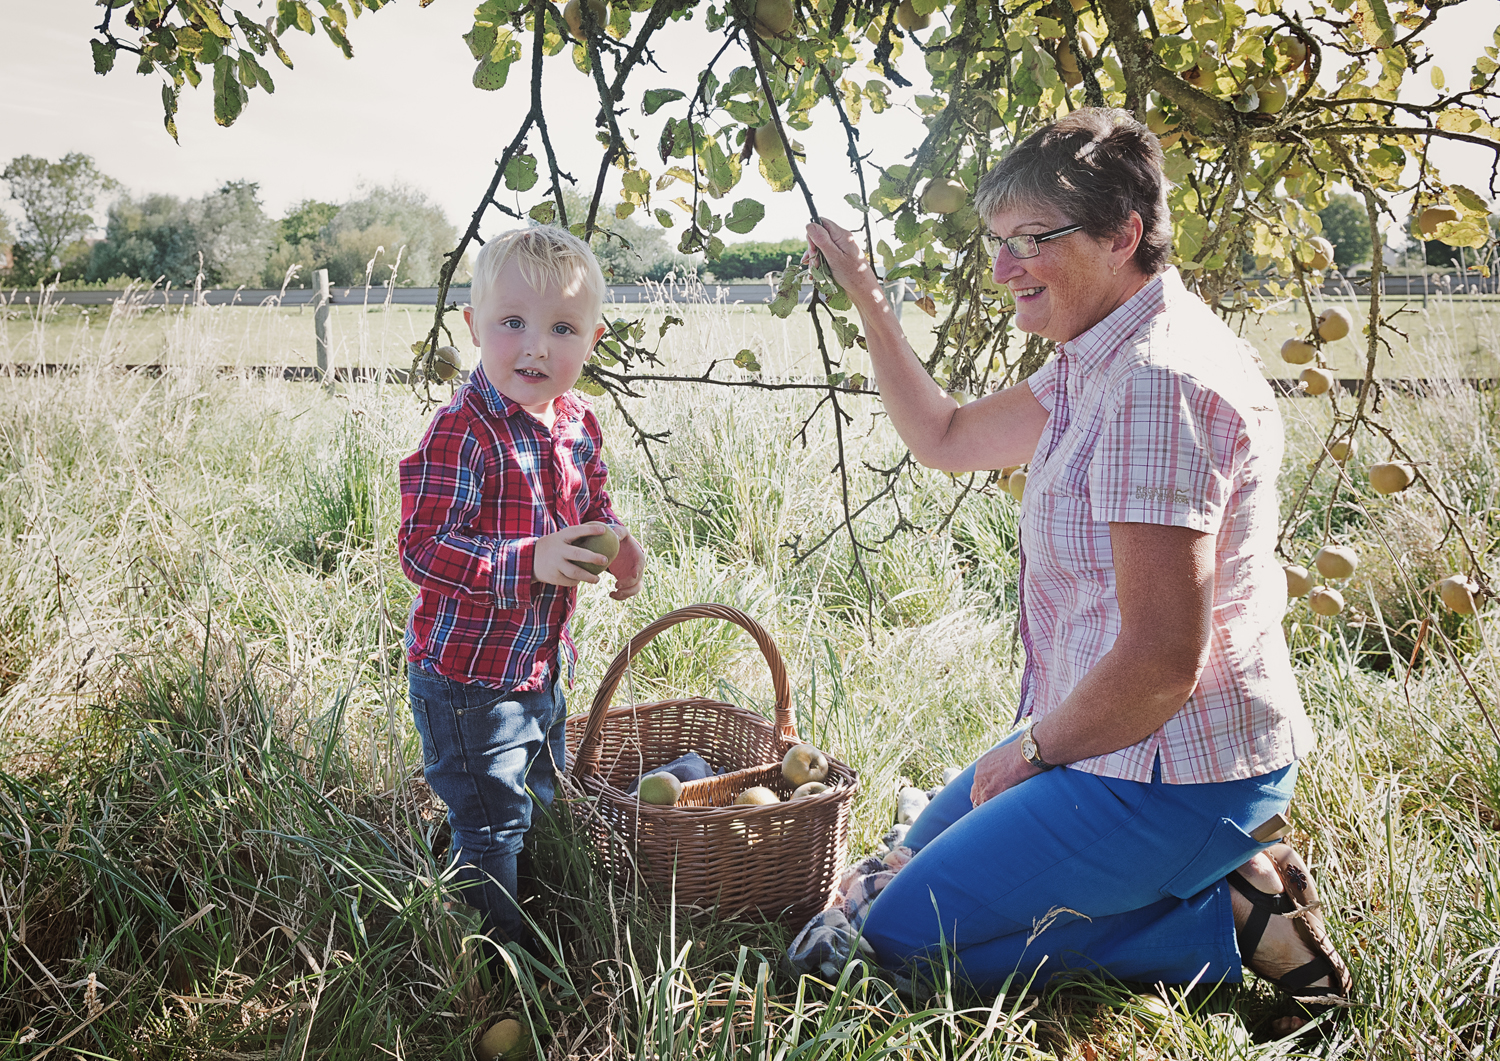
[{"xmin": 981, "ymin": 223, "xmax": 1084, "ymax": 260}]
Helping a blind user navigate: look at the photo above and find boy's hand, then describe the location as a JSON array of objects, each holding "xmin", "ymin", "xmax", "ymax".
[
  {"xmin": 534, "ymin": 523, "xmax": 614, "ymax": 587},
  {"xmin": 607, "ymin": 527, "xmax": 646, "ymax": 601}
]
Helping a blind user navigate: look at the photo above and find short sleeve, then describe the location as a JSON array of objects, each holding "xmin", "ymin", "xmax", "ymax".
[
  {"xmin": 1024, "ymin": 357, "xmax": 1061, "ymax": 413},
  {"xmin": 1087, "ymin": 365, "xmax": 1245, "ymax": 534}
]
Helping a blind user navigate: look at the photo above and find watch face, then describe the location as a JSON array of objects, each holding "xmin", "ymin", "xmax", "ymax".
[{"xmin": 1022, "ymin": 738, "xmax": 1039, "ymax": 762}]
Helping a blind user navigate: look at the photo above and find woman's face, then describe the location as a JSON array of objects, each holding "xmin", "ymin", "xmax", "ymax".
[{"xmin": 987, "ymin": 201, "xmax": 1138, "ymax": 343}]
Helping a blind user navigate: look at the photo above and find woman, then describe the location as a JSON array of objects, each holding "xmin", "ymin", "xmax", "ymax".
[{"xmin": 804, "ymin": 108, "xmax": 1351, "ymax": 1002}]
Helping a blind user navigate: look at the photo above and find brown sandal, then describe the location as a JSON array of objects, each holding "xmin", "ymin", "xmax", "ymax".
[{"xmin": 1227, "ymin": 845, "xmax": 1352, "ymax": 1007}]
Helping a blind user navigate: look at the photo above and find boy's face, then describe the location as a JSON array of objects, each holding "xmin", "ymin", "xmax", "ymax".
[{"xmin": 464, "ymin": 258, "xmax": 606, "ymax": 420}]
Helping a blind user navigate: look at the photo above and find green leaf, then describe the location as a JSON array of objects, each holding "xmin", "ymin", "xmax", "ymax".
[
  {"xmin": 319, "ymin": 16, "xmax": 353, "ymax": 58},
  {"xmin": 473, "ymin": 52, "xmax": 513, "ymax": 89},
  {"xmin": 199, "ymin": 30, "xmax": 223, "ymax": 62},
  {"xmin": 530, "ymin": 200, "xmax": 558, "ymax": 225},
  {"xmin": 654, "ymin": 207, "xmax": 675, "ymax": 228},
  {"xmin": 758, "ymin": 151, "xmax": 795, "ymax": 194},
  {"xmin": 702, "ymin": 137, "xmax": 738, "ymax": 198},
  {"xmin": 1353, "ymin": 0, "xmax": 1395, "ymax": 49},
  {"xmin": 768, "ymin": 291, "xmax": 799, "ymax": 317},
  {"xmin": 733, "ymin": 348, "xmax": 762, "ymax": 371},
  {"xmin": 724, "ymin": 197, "xmax": 765, "ymax": 234},
  {"xmin": 91, "ymin": 39, "xmax": 116, "ymax": 74},
  {"xmin": 504, "ymin": 153, "xmax": 538, "ymax": 191},
  {"xmin": 184, "ymin": 0, "xmax": 235, "ymax": 39},
  {"xmin": 464, "ymin": 23, "xmax": 497, "ymax": 61},
  {"xmin": 212, "ymin": 55, "xmax": 246, "ymax": 125},
  {"xmin": 1430, "ymin": 65, "xmax": 1445, "ymax": 90},
  {"xmin": 642, "ymin": 88, "xmax": 686, "ymax": 115},
  {"xmin": 162, "ymin": 83, "xmax": 180, "ymax": 142}
]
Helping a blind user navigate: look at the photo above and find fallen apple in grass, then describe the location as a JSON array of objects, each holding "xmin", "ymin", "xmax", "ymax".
[
  {"xmin": 1314, "ymin": 544, "xmax": 1358, "ymax": 580},
  {"xmin": 477, "ymin": 1018, "xmax": 533, "ymax": 1061}
]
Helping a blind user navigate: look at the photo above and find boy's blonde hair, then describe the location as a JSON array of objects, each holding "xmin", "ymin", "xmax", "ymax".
[{"xmin": 469, "ymin": 226, "xmax": 607, "ymax": 322}]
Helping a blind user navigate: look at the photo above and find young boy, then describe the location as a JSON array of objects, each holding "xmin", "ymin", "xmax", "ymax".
[{"xmin": 398, "ymin": 227, "xmax": 644, "ymax": 952}]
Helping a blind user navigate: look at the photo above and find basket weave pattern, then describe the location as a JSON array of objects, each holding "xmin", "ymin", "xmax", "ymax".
[{"xmin": 566, "ymin": 604, "xmax": 858, "ymax": 926}]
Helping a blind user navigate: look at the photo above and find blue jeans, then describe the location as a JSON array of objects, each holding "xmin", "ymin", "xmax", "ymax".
[
  {"xmin": 408, "ymin": 667, "xmax": 568, "ymax": 944},
  {"xmin": 860, "ymin": 732, "xmax": 1297, "ymax": 992}
]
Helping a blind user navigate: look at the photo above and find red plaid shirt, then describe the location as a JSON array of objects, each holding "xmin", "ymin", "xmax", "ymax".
[{"xmin": 399, "ymin": 363, "xmax": 621, "ymax": 690}]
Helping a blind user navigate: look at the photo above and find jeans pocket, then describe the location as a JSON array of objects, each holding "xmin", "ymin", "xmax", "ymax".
[
  {"xmin": 410, "ymin": 694, "xmax": 441, "ymax": 769},
  {"xmin": 1160, "ymin": 817, "xmax": 1268, "ymax": 900}
]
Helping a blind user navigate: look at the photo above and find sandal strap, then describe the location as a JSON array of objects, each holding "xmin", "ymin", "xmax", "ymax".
[
  {"xmin": 1227, "ymin": 870, "xmax": 1297, "ymax": 961},
  {"xmin": 1275, "ymin": 950, "xmax": 1340, "ymax": 994}
]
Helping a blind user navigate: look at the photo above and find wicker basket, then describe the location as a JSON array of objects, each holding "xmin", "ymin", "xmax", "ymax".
[{"xmin": 566, "ymin": 604, "xmax": 858, "ymax": 927}]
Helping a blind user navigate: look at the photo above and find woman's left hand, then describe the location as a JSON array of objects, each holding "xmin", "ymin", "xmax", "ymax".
[{"xmin": 970, "ymin": 740, "xmax": 1043, "ymax": 806}]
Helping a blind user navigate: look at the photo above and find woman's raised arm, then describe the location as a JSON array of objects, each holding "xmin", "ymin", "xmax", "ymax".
[{"xmin": 805, "ymin": 218, "xmax": 1048, "ymax": 473}]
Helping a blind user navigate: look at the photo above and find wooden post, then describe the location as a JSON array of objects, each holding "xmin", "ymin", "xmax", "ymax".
[
  {"xmin": 884, "ymin": 276, "xmax": 906, "ymax": 321},
  {"xmin": 313, "ymin": 268, "xmax": 331, "ymax": 383}
]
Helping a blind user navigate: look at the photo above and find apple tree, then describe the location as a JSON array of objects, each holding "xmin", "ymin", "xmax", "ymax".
[{"xmin": 88, "ymin": 0, "xmax": 1500, "ymax": 618}]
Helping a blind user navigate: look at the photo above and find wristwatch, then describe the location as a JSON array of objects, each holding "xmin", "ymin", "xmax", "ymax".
[{"xmin": 1021, "ymin": 719, "xmax": 1055, "ymax": 771}]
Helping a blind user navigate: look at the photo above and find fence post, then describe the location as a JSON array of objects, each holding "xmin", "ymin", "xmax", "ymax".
[
  {"xmin": 313, "ymin": 268, "xmax": 332, "ymax": 384},
  {"xmin": 883, "ymin": 276, "xmax": 906, "ymax": 321}
]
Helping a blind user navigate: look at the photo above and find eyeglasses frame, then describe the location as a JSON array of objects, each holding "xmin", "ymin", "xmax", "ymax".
[{"xmin": 982, "ymin": 223, "xmax": 1085, "ymax": 261}]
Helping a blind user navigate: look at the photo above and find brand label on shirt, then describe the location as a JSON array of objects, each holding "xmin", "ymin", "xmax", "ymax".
[{"xmin": 1134, "ymin": 484, "xmax": 1191, "ymax": 505}]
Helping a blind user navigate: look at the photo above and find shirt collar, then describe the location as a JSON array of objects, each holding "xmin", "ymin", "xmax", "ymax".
[
  {"xmin": 1058, "ymin": 266, "xmax": 1178, "ymax": 375},
  {"xmin": 469, "ymin": 362, "xmax": 587, "ymax": 426}
]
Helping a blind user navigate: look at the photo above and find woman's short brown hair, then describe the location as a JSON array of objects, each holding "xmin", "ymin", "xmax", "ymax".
[{"xmin": 974, "ymin": 108, "xmax": 1173, "ymax": 276}]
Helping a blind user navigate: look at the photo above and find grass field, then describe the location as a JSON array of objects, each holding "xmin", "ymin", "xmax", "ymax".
[
  {"xmin": 3, "ymin": 285, "xmax": 1500, "ymax": 1058},
  {"xmin": 5, "ymin": 277, "xmax": 1499, "ymax": 382}
]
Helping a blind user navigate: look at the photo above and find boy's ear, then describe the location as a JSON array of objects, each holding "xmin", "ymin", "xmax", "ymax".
[
  {"xmin": 590, "ymin": 323, "xmax": 607, "ymax": 349},
  {"xmin": 462, "ymin": 305, "xmax": 480, "ymax": 346}
]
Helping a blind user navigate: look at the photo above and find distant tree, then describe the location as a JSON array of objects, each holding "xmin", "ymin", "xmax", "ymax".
[
  {"xmin": 88, "ymin": 181, "xmax": 274, "ymax": 287},
  {"xmin": 1, "ymin": 153, "xmax": 117, "ymax": 284},
  {"xmin": 259, "ymin": 198, "xmax": 337, "ymax": 287},
  {"xmin": 280, "ymin": 199, "xmax": 338, "ymax": 245},
  {"xmin": 1317, "ymin": 194, "xmax": 1373, "ymax": 271},
  {"xmin": 558, "ymin": 194, "xmax": 691, "ymax": 283},
  {"xmin": 322, "ymin": 184, "xmax": 455, "ymax": 286},
  {"xmin": 704, "ymin": 240, "xmax": 806, "ymax": 282}
]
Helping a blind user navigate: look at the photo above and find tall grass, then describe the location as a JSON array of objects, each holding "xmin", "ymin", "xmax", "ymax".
[{"xmin": 3, "ymin": 287, "xmax": 1500, "ymax": 1057}]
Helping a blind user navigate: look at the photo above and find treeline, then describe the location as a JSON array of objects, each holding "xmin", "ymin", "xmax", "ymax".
[
  {"xmin": 0, "ymin": 154, "xmax": 459, "ymax": 289},
  {"xmin": 3, "ymin": 154, "xmax": 827, "ymax": 291}
]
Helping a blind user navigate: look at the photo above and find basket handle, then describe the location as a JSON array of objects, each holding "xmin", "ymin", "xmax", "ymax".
[{"xmin": 572, "ymin": 604, "xmax": 795, "ymax": 781}]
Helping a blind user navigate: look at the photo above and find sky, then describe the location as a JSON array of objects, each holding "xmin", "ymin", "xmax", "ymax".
[{"xmin": 0, "ymin": 0, "xmax": 1496, "ymax": 248}]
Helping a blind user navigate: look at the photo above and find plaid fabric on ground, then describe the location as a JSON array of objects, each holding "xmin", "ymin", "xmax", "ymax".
[
  {"xmin": 399, "ymin": 363, "xmax": 621, "ymax": 690},
  {"xmin": 1017, "ymin": 268, "xmax": 1314, "ymax": 784}
]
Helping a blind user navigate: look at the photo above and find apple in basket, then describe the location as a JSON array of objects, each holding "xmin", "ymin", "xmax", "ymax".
[
  {"xmin": 791, "ymin": 781, "xmax": 829, "ymax": 800},
  {"xmin": 734, "ymin": 786, "xmax": 781, "ymax": 806},
  {"xmin": 782, "ymin": 744, "xmax": 830, "ymax": 787},
  {"xmin": 637, "ymin": 771, "xmax": 683, "ymax": 806}
]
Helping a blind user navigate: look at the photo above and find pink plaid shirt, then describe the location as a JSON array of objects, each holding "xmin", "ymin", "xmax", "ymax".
[{"xmin": 1019, "ymin": 268, "xmax": 1314, "ymax": 784}]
